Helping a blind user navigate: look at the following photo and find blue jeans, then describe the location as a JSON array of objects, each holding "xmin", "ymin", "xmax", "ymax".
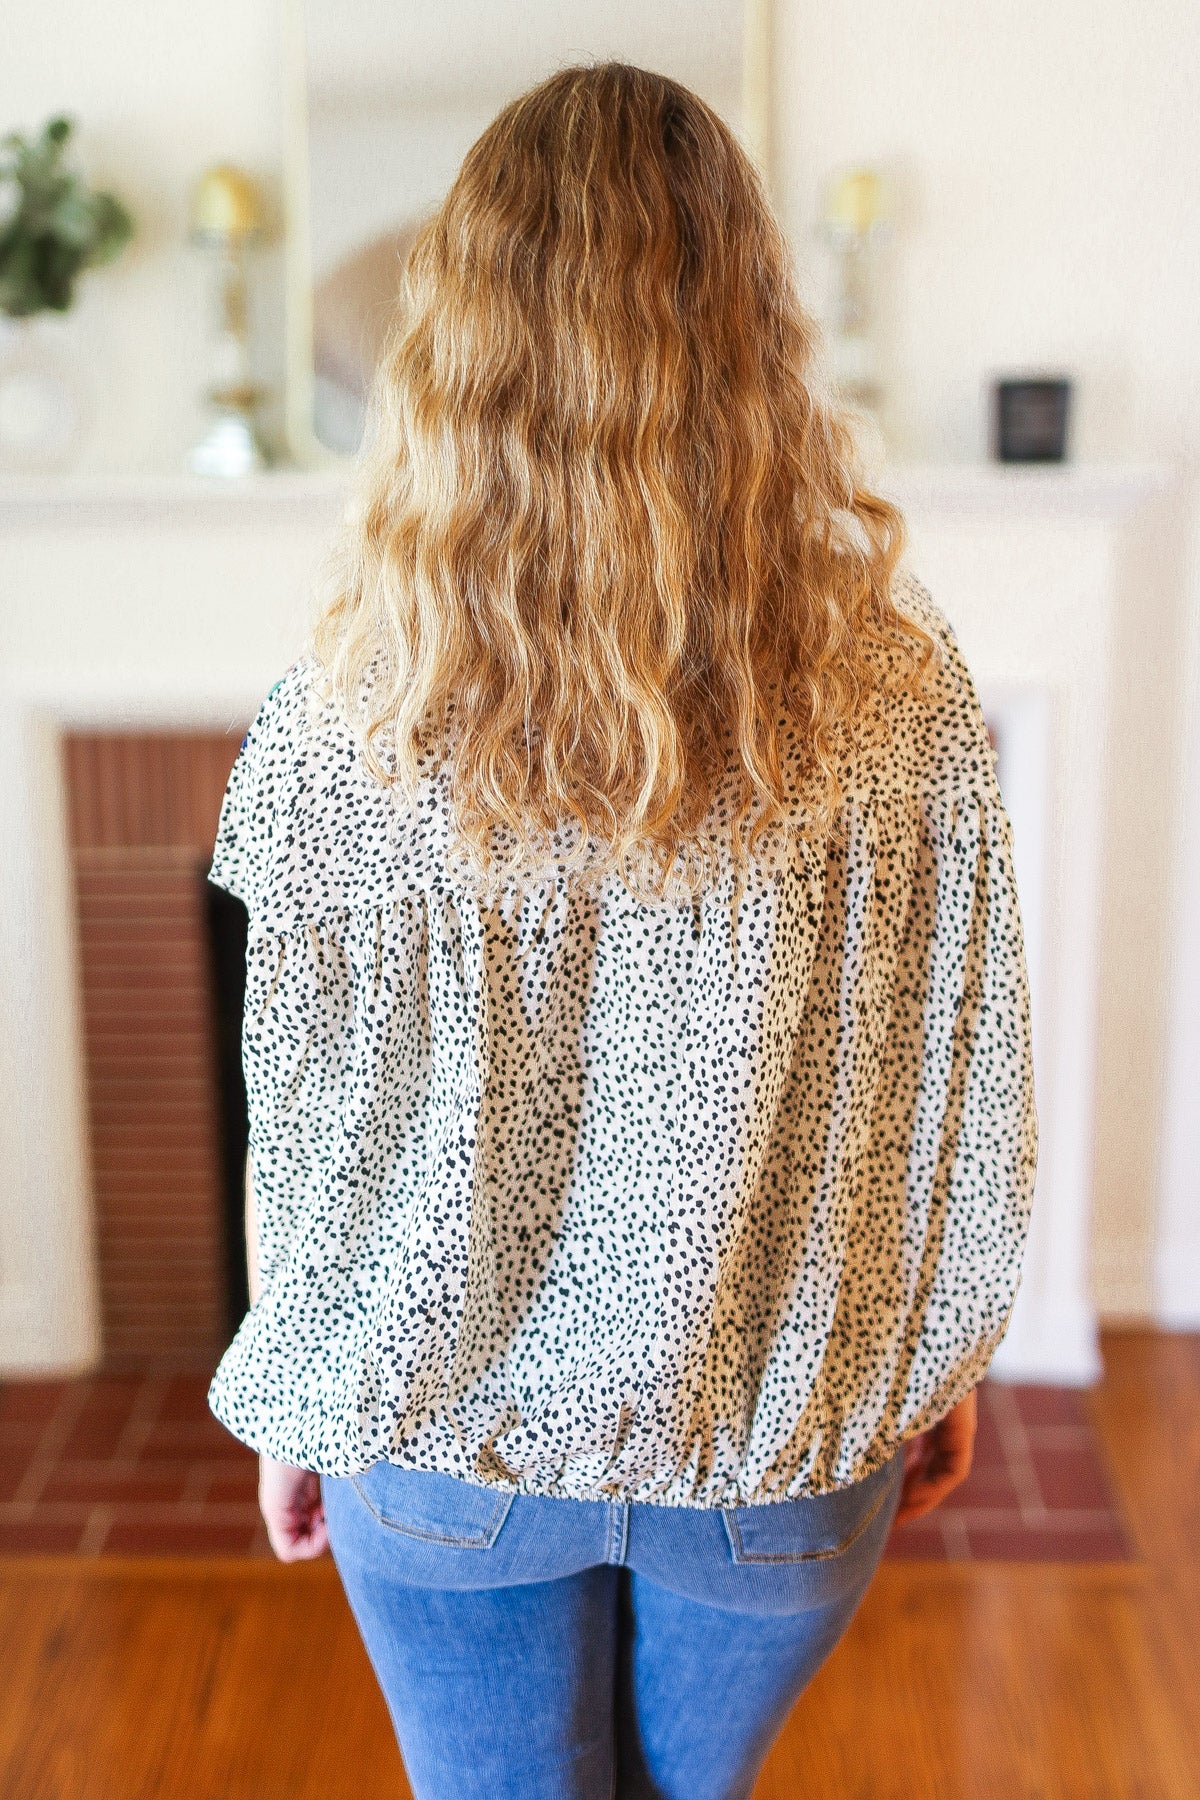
[{"xmin": 322, "ymin": 1448, "xmax": 904, "ymax": 1800}]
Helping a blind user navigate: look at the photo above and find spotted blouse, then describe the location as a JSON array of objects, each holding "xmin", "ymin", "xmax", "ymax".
[{"xmin": 207, "ymin": 571, "xmax": 1037, "ymax": 1507}]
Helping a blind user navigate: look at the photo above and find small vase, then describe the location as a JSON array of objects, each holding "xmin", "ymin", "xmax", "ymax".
[{"xmin": 0, "ymin": 313, "xmax": 87, "ymax": 474}]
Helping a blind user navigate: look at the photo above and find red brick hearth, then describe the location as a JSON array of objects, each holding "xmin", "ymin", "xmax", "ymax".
[{"xmin": 0, "ymin": 1375, "xmax": 1132, "ymax": 1562}]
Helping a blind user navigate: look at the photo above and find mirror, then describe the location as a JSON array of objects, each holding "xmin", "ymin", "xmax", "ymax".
[{"xmin": 283, "ymin": 0, "xmax": 770, "ymax": 462}]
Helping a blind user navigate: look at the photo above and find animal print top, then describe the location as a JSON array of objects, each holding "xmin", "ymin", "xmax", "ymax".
[{"xmin": 206, "ymin": 571, "xmax": 1038, "ymax": 1506}]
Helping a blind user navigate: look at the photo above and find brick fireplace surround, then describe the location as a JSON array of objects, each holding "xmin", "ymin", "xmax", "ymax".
[{"xmin": 64, "ymin": 730, "xmax": 244, "ymax": 1369}]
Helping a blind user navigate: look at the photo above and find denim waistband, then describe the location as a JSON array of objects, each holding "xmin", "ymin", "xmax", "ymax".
[{"xmin": 322, "ymin": 1446, "xmax": 905, "ymax": 1616}]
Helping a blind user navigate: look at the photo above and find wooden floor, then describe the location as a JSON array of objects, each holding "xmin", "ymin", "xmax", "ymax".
[{"xmin": 0, "ymin": 1329, "xmax": 1196, "ymax": 1798}]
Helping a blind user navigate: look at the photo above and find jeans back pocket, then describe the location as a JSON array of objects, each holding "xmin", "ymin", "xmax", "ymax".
[
  {"xmin": 722, "ymin": 1451, "xmax": 902, "ymax": 1564},
  {"xmin": 351, "ymin": 1463, "xmax": 515, "ymax": 1547}
]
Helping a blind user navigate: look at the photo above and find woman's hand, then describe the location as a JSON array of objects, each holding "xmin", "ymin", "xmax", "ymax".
[
  {"xmin": 259, "ymin": 1455, "xmax": 330, "ymax": 1561},
  {"xmin": 893, "ymin": 1388, "xmax": 978, "ymax": 1525}
]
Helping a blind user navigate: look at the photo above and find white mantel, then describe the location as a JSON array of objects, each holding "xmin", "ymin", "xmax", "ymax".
[
  {"xmin": 0, "ymin": 462, "xmax": 1165, "ymax": 1379},
  {"xmin": 0, "ymin": 460, "xmax": 1161, "ymax": 535}
]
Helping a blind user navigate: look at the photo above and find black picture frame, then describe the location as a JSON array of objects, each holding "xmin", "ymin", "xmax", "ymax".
[{"xmin": 992, "ymin": 377, "xmax": 1072, "ymax": 463}]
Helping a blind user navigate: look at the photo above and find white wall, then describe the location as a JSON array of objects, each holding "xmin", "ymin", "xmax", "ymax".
[
  {"xmin": 775, "ymin": 0, "xmax": 1200, "ymax": 1321},
  {"xmin": 2, "ymin": 0, "xmax": 1197, "ymax": 1323},
  {"xmin": 774, "ymin": 0, "xmax": 1199, "ymax": 466},
  {"xmin": 0, "ymin": 1, "xmax": 287, "ymax": 472}
]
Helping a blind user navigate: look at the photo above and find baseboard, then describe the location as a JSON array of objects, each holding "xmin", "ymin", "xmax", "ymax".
[{"xmin": 1153, "ymin": 1247, "xmax": 1200, "ymax": 1328}]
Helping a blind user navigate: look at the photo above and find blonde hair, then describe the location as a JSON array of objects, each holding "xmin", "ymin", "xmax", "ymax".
[{"xmin": 313, "ymin": 61, "xmax": 937, "ymax": 901}]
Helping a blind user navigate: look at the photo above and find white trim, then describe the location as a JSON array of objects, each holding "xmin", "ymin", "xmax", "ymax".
[
  {"xmin": 0, "ymin": 468, "xmax": 350, "ymax": 526},
  {"xmin": 742, "ymin": 0, "xmax": 775, "ymax": 183},
  {"xmin": 1153, "ymin": 497, "xmax": 1200, "ymax": 1329},
  {"xmin": 0, "ymin": 699, "xmax": 100, "ymax": 1376},
  {"xmin": 979, "ymin": 681, "xmax": 1102, "ymax": 1386},
  {"xmin": 884, "ymin": 462, "xmax": 1167, "ymax": 520}
]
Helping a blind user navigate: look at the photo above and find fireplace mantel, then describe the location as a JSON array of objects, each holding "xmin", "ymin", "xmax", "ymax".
[
  {"xmin": 0, "ymin": 460, "xmax": 1164, "ymax": 530},
  {"xmin": 0, "ymin": 463, "xmax": 1166, "ymax": 1379}
]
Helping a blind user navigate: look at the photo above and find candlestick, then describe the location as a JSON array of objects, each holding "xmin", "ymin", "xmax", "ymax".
[{"xmin": 188, "ymin": 166, "xmax": 267, "ymax": 478}]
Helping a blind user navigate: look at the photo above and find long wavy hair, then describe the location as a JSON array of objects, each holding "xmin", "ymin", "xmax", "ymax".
[{"xmin": 312, "ymin": 61, "xmax": 937, "ymax": 901}]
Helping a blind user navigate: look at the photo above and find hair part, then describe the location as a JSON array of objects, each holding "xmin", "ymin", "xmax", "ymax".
[{"xmin": 312, "ymin": 60, "xmax": 938, "ymax": 901}]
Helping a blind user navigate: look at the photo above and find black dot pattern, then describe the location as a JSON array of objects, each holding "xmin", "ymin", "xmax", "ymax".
[{"xmin": 206, "ymin": 573, "xmax": 1038, "ymax": 1506}]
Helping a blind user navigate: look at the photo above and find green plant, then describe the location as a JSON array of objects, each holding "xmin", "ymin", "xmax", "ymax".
[{"xmin": 0, "ymin": 115, "xmax": 134, "ymax": 317}]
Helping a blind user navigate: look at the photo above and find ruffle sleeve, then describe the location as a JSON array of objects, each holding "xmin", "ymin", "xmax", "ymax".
[
  {"xmin": 732, "ymin": 775, "xmax": 1038, "ymax": 1493},
  {"xmin": 885, "ymin": 784, "xmax": 1039, "ymax": 1433},
  {"xmin": 209, "ymin": 659, "xmax": 451, "ymax": 932},
  {"xmin": 208, "ymin": 663, "xmax": 309, "ymax": 925},
  {"xmin": 847, "ymin": 577, "xmax": 1039, "ymax": 1437}
]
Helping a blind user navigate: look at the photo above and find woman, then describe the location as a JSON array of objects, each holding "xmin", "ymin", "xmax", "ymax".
[{"xmin": 209, "ymin": 63, "xmax": 1037, "ymax": 1800}]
